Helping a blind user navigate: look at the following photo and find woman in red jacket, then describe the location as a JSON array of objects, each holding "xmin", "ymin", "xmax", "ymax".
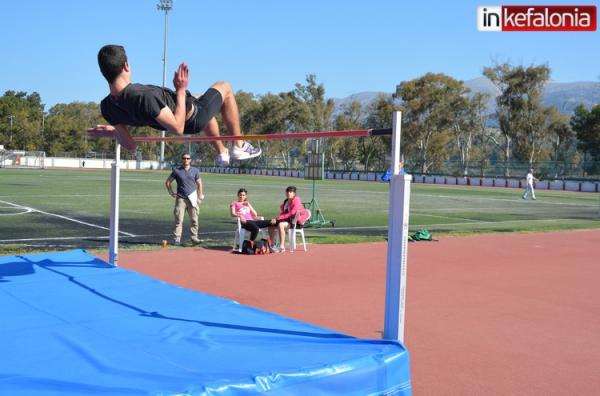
[{"xmin": 269, "ymin": 186, "xmax": 308, "ymax": 252}]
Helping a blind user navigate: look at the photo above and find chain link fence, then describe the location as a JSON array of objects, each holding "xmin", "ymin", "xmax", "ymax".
[
  {"xmin": 416, "ymin": 160, "xmax": 600, "ymax": 180},
  {"xmin": 39, "ymin": 148, "xmax": 600, "ymax": 181}
]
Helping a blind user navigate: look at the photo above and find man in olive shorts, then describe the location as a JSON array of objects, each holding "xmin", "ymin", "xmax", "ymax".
[
  {"xmin": 88, "ymin": 44, "xmax": 260, "ymax": 166},
  {"xmin": 165, "ymin": 153, "xmax": 204, "ymax": 244}
]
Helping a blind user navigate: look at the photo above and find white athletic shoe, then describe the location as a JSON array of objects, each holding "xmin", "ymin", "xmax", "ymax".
[
  {"xmin": 231, "ymin": 142, "xmax": 262, "ymax": 161},
  {"xmin": 216, "ymin": 150, "xmax": 230, "ymax": 167}
]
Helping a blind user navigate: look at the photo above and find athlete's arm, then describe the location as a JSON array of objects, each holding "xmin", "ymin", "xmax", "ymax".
[
  {"xmin": 155, "ymin": 63, "xmax": 189, "ymax": 135},
  {"xmin": 86, "ymin": 124, "xmax": 137, "ymax": 151},
  {"xmin": 87, "ymin": 124, "xmax": 116, "ymax": 138},
  {"xmin": 114, "ymin": 124, "xmax": 137, "ymax": 151}
]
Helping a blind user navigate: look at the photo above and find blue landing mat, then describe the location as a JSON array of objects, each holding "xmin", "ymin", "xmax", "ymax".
[{"xmin": 0, "ymin": 250, "xmax": 410, "ymax": 395}]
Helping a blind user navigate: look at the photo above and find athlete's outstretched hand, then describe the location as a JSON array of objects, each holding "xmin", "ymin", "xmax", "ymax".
[
  {"xmin": 87, "ymin": 124, "xmax": 137, "ymax": 151},
  {"xmin": 87, "ymin": 124, "xmax": 116, "ymax": 137},
  {"xmin": 173, "ymin": 63, "xmax": 189, "ymax": 91}
]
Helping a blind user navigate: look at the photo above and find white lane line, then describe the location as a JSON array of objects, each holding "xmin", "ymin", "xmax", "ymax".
[{"xmin": 0, "ymin": 199, "xmax": 135, "ymax": 237}]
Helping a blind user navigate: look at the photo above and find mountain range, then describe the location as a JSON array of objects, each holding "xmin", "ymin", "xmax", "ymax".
[{"xmin": 333, "ymin": 77, "xmax": 600, "ymax": 116}]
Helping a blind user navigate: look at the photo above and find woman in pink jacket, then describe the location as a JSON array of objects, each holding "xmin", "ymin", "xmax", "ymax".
[{"xmin": 270, "ymin": 186, "xmax": 308, "ymax": 252}]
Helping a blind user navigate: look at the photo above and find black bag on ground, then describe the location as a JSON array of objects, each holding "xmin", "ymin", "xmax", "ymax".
[
  {"xmin": 241, "ymin": 239, "xmax": 272, "ymax": 255},
  {"xmin": 254, "ymin": 238, "xmax": 272, "ymax": 255},
  {"xmin": 241, "ymin": 240, "xmax": 255, "ymax": 255}
]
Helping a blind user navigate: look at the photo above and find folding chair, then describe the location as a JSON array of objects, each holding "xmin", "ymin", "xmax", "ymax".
[
  {"xmin": 288, "ymin": 209, "xmax": 311, "ymax": 252},
  {"xmin": 232, "ymin": 217, "xmax": 266, "ymax": 252},
  {"xmin": 232, "ymin": 217, "xmax": 247, "ymax": 252}
]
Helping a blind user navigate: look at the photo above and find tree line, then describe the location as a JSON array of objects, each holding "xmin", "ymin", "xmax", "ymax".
[{"xmin": 1, "ymin": 62, "xmax": 599, "ymax": 176}]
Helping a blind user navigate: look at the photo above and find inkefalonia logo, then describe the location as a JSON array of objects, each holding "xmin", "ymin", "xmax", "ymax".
[{"xmin": 477, "ymin": 5, "xmax": 597, "ymax": 31}]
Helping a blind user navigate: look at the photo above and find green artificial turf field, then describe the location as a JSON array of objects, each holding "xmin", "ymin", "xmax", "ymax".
[{"xmin": 1, "ymin": 168, "xmax": 598, "ymax": 254}]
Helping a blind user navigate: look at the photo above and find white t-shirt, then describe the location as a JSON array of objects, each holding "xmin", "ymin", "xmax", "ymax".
[{"xmin": 526, "ymin": 173, "xmax": 534, "ymax": 184}]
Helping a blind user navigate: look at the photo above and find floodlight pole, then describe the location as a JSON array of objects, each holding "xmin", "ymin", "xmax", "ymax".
[
  {"xmin": 157, "ymin": 0, "xmax": 173, "ymax": 169},
  {"xmin": 8, "ymin": 115, "xmax": 15, "ymax": 145},
  {"xmin": 108, "ymin": 143, "xmax": 121, "ymax": 266},
  {"xmin": 383, "ymin": 111, "xmax": 411, "ymax": 342},
  {"xmin": 41, "ymin": 111, "xmax": 47, "ymax": 152}
]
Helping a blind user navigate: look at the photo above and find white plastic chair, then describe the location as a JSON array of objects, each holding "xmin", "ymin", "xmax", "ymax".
[
  {"xmin": 288, "ymin": 209, "xmax": 311, "ymax": 252},
  {"xmin": 232, "ymin": 217, "xmax": 266, "ymax": 252},
  {"xmin": 232, "ymin": 217, "xmax": 247, "ymax": 252}
]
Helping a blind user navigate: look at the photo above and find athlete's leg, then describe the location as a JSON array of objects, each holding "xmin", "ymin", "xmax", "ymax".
[
  {"xmin": 202, "ymin": 117, "xmax": 227, "ymax": 154},
  {"xmin": 210, "ymin": 81, "xmax": 243, "ymax": 149},
  {"xmin": 195, "ymin": 82, "xmax": 261, "ymax": 162}
]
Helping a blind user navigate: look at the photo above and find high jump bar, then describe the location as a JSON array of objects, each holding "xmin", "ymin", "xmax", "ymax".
[{"xmin": 133, "ymin": 128, "xmax": 392, "ymax": 143}]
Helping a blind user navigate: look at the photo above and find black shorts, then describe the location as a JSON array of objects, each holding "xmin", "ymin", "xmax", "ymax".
[{"xmin": 184, "ymin": 88, "xmax": 223, "ymax": 134}]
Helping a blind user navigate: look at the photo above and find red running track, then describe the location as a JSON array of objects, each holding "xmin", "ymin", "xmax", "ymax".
[{"xmin": 107, "ymin": 229, "xmax": 600, "ymax": 395}]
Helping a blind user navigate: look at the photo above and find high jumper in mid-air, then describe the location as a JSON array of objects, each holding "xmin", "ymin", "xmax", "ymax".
[{"xmin": 87, "ymin": 44, "xmax": 261, "ymax": 166}]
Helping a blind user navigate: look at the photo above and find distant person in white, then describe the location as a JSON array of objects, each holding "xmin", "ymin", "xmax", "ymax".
[{"xmin": 522, "ymin": 169, "xmax": 538, "ymax": 200}]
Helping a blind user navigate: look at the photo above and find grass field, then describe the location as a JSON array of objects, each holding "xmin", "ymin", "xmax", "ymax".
[{"xmin": 1, "ymin": 168, "xmax": 598, "ymax": 254}]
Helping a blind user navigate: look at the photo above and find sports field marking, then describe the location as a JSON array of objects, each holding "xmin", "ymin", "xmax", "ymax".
[
  {"xmin": 0, "ymin": 230, "xmax": 240, "ymax": 243},
  {"xmin": 415, "ymin": 213, "xmax": 483, "ymax": 222},
  {"xmin": 211, "ymin": 183, "xmax": 597, "ymax": 209},
  {"xmin": 3, "ymin": 191, "xmax": 590, "ymax": 208},
  {"xmin": 116, "ymin": 177, "xmax": 165, "ymax": 183},
  {"xmin": 0, "ymin": 210, "xmax": 32, "ymax": 216},
  {"xmin": 409, "ymin": 218, "xmax": 579, "ymax": 228},
  {"xmin": 417, "ymin": 193, "xmax": 598, "ymax": 207},
  {"xmin": 0, "ymin": 235, "xmax": 115, "ymax": 243},
  {"xmin": 306, "ymin": 217, "xmax": 596, "ymax": 231},
  {"xmin": 0, "ymin": 194, "xmax": 167, "ymax": 199},
  {"xmin": 0, "ymin": 199, "xmax": 136, "ymax": 237},
  {"xmin": 125, "ymin": 210, "xmax": 155, "ymax": 215},
  {"xmin": 9, "ymin": 174, "xmax": 593, "ymax": 208},
  {"xmin": 207, "ymin": 180, "xmax": 391, "ymax": 195},
  {"xmin": 1, "ymin": 217, "xmax": 593, "ymax": 244},
  {"xmin": 0, "ymin": 206, "xmax": 33, "ymax": 216},
  {"xmin": 413, "ymin": 207, "xmax": 510, "ymax": 212}
]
